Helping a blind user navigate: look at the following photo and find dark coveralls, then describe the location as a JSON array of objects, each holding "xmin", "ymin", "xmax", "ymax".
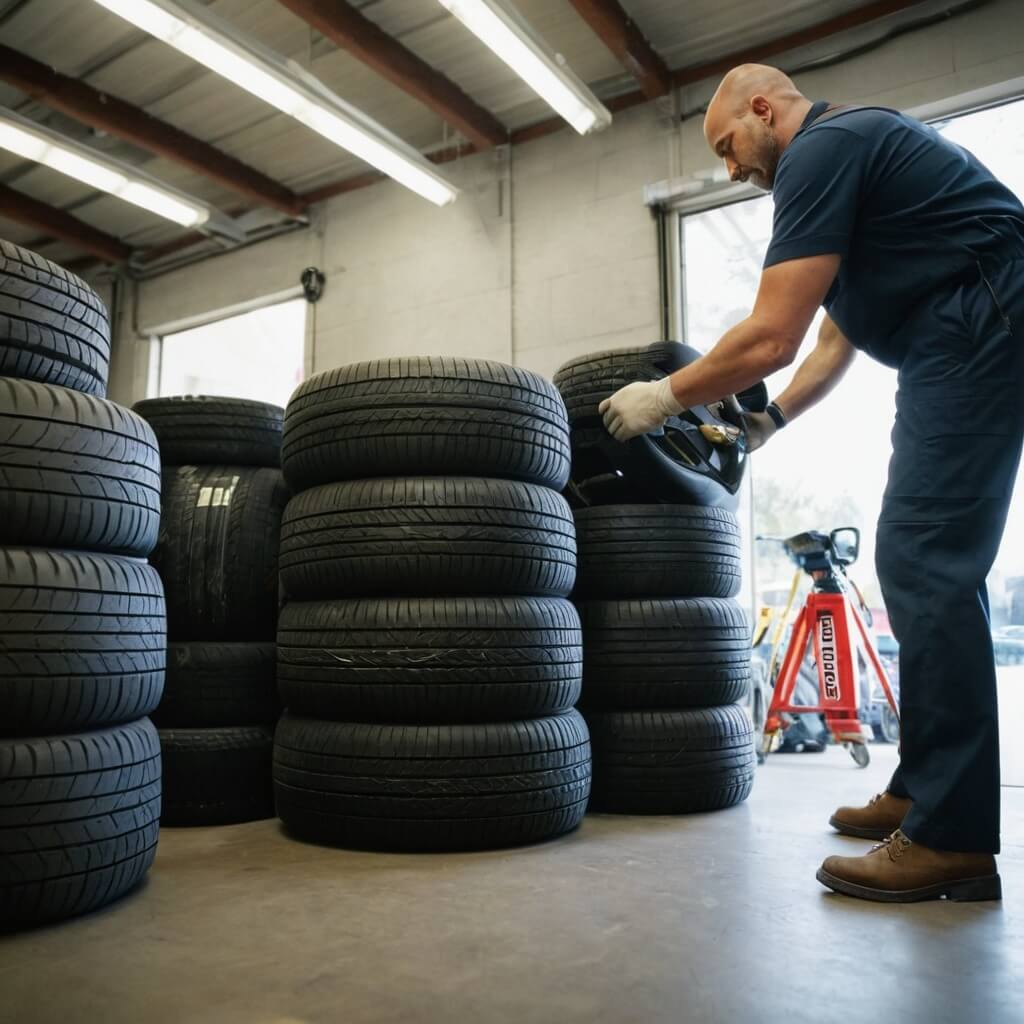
[{"xmin": 765, "ymin": 100, "xmax": 1024, "ymax": 854}]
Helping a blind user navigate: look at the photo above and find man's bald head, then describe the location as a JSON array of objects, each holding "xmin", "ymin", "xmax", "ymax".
[{"xmin": 703, "ymin": 64, "xmax": 811, "ymax": 191}]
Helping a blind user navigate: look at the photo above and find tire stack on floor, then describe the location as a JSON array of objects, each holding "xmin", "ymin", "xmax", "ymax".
[
  {"xmin": 133, "ymin": 396, "xmax": 288, "ymax": 826},
  {"xmin": 555, "ymin": 346, "xmax": 756, "ymax": 815},
  {"xmin": 0, "ymin": 241, "xmax": 164, "ymax": 927},
  {"xmin": 274, "ymin": 357, "xmax": 592, "ymax": 851}
]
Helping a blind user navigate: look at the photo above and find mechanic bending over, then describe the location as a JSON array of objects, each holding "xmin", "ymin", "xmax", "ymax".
[{"xmin": 600, "ymin": 64, "xmax": 1024, "ymax": 904}]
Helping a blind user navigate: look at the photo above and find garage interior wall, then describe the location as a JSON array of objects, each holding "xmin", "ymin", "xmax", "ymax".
[{"xmin": 98, "ymin": 0, "xmax": 1024, "ymax": 406}]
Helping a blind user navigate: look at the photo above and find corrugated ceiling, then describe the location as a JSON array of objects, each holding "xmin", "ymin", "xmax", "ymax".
[{"xmin": 0, "ymin": 0, "xmax": 938, "ymax": 266}]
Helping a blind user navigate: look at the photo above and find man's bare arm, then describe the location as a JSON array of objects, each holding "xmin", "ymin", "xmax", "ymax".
[
  {"xmin": 773, "ymin": 314, "xmax": 857, "ymax": 421},
  {"xmin": 599, "ymin": 254, "xmax": 841, "ymax": 441}
]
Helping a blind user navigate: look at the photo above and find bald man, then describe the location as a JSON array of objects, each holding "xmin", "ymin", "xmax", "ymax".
[{"xmin": 600, "ymin": 64, "xmax": 1024, "ymax": 903}]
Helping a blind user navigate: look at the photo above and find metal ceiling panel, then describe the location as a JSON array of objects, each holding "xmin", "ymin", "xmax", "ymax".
[{"xmin": 619, "ymin": 0, "xmax": 869, "ymax": 71}]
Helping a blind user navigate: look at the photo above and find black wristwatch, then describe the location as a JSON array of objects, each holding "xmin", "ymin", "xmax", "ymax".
[{"xmin": 765, "ymin": 401, "xmax": 788, "ymax": 430}]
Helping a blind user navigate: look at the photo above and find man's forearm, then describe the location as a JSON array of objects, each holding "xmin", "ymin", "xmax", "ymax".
[
  {"xmin": 773, "ymin": 318, "xmax": 856, "ymax": 421},
  {"xmin": 666, "ymin": 316, "xmax": 798, "ymax": 410}
]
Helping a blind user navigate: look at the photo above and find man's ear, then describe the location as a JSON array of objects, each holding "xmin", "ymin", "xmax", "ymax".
[{"xmin": 750, "ymin": 94, "xmax": 773, "ymax": 124}]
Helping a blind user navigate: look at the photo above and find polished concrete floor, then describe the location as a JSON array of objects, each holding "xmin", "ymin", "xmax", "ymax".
[{"xmin": 3, "ymin": 744, "xmax": 1022, "ymax": 1024}]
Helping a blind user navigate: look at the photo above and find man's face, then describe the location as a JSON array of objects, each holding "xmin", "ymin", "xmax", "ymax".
[{"xmin": 706, "ymin": 106, "xmax": 780, "ymax": 191}]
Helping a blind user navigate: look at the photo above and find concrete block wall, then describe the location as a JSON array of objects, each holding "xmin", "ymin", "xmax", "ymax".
[{"xmin": 100, "ymin": 0, "xmax": 1024, "ymax": 405}]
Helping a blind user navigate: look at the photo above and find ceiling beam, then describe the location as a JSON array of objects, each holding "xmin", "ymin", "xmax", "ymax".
[
  {"xmin": 276, "ymin": 0, "xmax": 507, "ymax": 150},
  {"xmin": 567, "ymin": 0, "xmax": 671, "ymax": 99},
  {"xmin": 0, "ymin": 44, "xmax": 307, "ymax": 216},
  {"xmin": 0, "ymin": 182, "xmax": 131, "ymax": 263},
  {"xmin": 141, "ymin": 0, "xmax": 933, "ymax": 265}
]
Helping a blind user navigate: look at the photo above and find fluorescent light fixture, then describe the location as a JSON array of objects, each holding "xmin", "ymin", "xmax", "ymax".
[
  {"xmin": 435, "ymin": 0, "xmax": 612, "ymax": 135},
  {"xmin": 0, "ymin": 109, "xmax": 221, "ymax": 229},
  {"xmin": 91, "ymin": 0, "xmax": 460, "ymax": 207}
]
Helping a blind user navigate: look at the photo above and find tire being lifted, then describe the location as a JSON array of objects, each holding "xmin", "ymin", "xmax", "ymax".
[
  {"xmin": 0, "ymin": 240, "xmax": 110, "ymax": 397},
  {"xmin": 281, "ymin": 357, "xmax": 571, "ymax": 491}
]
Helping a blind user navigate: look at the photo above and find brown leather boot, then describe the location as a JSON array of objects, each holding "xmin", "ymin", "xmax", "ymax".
[
  {"xmin": 829, "ymin": 791, "xmax": 912, "ymax": 840},
  {"xmin": 817, "ymin": 830, "xmax": 1001, "ymax": 903}
]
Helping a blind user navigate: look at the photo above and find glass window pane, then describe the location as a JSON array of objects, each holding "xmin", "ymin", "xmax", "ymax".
[{"xmin": 158, "ymin": 298, "xmax": 306, "ymax": 409}]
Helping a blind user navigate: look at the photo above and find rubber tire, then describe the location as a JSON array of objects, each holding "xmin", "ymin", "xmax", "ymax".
[
  {"xmin": 554, "ymin": 342, "xmax": 679, "ymax": 425},
  {"xmin": 153, "ymin": 642, "xmax": 279, "ymax": 728},
  {"xmin": 0, "ymin": 240, "xmax": 110, "ymax": 397},
  {"xmin": 574, "ymin": 505, "xmax": 741, "ymax": 598},
  {"xmin": 0, "ymin": 549, "xmax": 166, "ymax": 735},
  {"xmin": 0, "ymin": 718, "xmax": 161, "ymax": 929},
  {"xmin": 274, "ymin": 711, "xmax": 591, "ymax": 852},
  {"xmin": 151, "ymin": 466, "xmax": 289, "ymax": 641},
  {"xmin": 277, "ymin": 597, "xmax": 581, "ymax": 722},
  {"xmin": 158, "ymin": 726, "xmax": 274, "ymax": 826},
  {"xmin": 132, "ymin": 396, "xmax": 283, "ymax": 467},
  {"xmin": 585, "ymin": 705, "xmax": 755, "ymax": 814},
  {"xmin": 281, "ymin": 358, "xmax": 570, "ymax": 491},
  {"xmin": 279, "ymin": 477, "xmax": 576, "ymax": 599},
  {"xmin": 578, "ymin": 598, "xmax": 752, "ymax": 709},
  {"xmin": 0, "ymin": 378, "xmax": 161, "ymax": 556}
]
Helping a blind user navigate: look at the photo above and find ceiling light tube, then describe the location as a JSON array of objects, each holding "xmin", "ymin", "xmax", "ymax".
[
  {"xmin": 435, "ymin": 0, "xmax": 612, "ymax": 135},
  {"xmin": 0, "ymin": 108, "xmax": 235, "ymax": 231},
  {"xmin": 91, "ymin": 0, "xmax": 460, "ymax": 207}
]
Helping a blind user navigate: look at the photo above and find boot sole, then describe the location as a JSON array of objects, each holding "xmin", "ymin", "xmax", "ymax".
[
  {"xmin": 816, "ymin": 868, "xmax": 1002, "ymax": 903},
  {"xmin": 828, "ymin": 815, "xmax": 896, "ymax": 841}
]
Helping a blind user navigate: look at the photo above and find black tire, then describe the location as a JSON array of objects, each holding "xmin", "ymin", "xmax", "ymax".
[
  {"xmin": 0, "ymin": 549, "xmax": 166, "ymax": 735},
  {"xmin": 153, "ymin": 642, "xmax": 279, "ymax": 728},
  {"xmin": 578, "ymin": 599, "xmax": 752, "ymax": 709},
  {"xmin": 151, "ymin": 466, "xmax": 289, "ymax": 641},
  {"xmin": 274, "ymin": 711, "xmax": 591, "ymax": 852},
  {"xmin": 0, "ymin": 240, "xmax": 110, "ymax": 397},
  {"xmin": 132, "ymin": 396, "xmax": 283, "ymax": 467},
  {"xmin": 281, "ymin": 358, "xmax": 570, "ymax": 491},
  {"xmin": 0, "ymin": 718, "xmax": 161, "ymax": 929},
  {"xmin": 279, "ymin": 477, "xmax": 576, "ymax": 599},
  {"xmin": 554, "ymin": 342, "xmax": 681, "ymax": 425},
  {"xmin": 574, "ymin": 505, "xmax": 741, "ymax": 598},
  {"xmin": 277, "ymin": 597, "xmax": 581, "ymax": 722},
  {"xmin": 0, "ymin": 378, "xmax": 161, "ymax": 556},
  {"xmin": 158, "ymin": 726, "xmax": 274, "ymax": 826},
  {"xmin": 585, "ymin": 705, "xmax": 755, "ymax": 814}
]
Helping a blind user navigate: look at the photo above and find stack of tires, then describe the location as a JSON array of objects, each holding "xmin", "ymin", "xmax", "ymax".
[
  {"xmin": 273, "ymin": 357, "xmax": 592, "ymax": 851},
  {"xmin": 133, "ymin": 396, "xmax": 288, "ymax": 826},
  {"xmin": 555, "ymin": 346, "xmax": 756, "ymax": 814},
  {"xmin": 0, "ymin": 241, "xmax": 164, "ymax": 927}
]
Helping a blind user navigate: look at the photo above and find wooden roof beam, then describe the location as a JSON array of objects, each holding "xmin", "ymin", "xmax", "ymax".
[
  {"xmin": 567, "ymin": 0, "xmax": 671, "ymax": 99},
  {"xmin": 0, "ymin": 182, "xmax": 131, "ymax": 263},
  {"xmin": 276, "ymin": 0, "xmax": 507, "ymax": 150},
  {"xmin": 0, "ymin": 44, "xmax": 307, "ymax": 217}
]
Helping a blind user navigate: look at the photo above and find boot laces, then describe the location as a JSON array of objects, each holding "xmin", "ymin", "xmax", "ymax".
[{"xmin": 871, "ymin": 829, "xmax": 912, "ymax": 861}]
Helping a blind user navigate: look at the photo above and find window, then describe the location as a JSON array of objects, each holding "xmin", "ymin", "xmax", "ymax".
[{"xmin": 156, "ymin": 297, "xmax": 306, "ymax": 409}]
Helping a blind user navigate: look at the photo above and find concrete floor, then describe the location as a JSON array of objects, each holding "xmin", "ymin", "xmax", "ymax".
[{"xmin": 3, "ymin": 744, "xmax": 1022, "ymax": 1024}]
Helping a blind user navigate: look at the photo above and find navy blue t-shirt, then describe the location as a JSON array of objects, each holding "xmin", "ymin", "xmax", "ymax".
[{"xmin": 763, "ymin": 101, "xmax": 1024, "ymax": 366}]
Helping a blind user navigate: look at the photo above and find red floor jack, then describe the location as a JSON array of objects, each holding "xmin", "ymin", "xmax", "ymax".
[{"xmin": 762, "ymin": 528, "xmax": 899, "ymax": 767}]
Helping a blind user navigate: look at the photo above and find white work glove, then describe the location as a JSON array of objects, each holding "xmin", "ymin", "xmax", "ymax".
[
  {"xmin": 739, "ymin": 410, "xmax": 778, "ymax": 453},
  {"xmin": 598, "ymin": 377, "xmax": 683, "ymax": 442}
]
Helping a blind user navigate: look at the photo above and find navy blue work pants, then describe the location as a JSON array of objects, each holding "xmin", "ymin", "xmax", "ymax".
[{"xmin": 879, "ymin": 257, "xmax": 1024, "ymax": 854}]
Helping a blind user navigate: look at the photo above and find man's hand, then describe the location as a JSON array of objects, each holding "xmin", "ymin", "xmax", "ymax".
[
  {"xmin": 739, "ymin": 410, "xmax": 778, "ymax": 453},
  {"xmin": 599, "ymin": 377, "xmax": 683, "ymax": 442}
]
